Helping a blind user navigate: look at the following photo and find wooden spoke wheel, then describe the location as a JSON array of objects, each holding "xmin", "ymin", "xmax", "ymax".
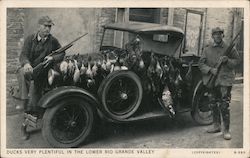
[
  {"xmin": 98, "ymin": 71, "xmax": 143, "ymax": 120},
  {"xmin": 42, "ymin": 97, "xmax": 94, "ymax": 147}
]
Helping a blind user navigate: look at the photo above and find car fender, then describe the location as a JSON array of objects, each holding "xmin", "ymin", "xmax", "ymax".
[{"xmin": 38, "ymin": 86, "xmax": 101, "ymax": 110}]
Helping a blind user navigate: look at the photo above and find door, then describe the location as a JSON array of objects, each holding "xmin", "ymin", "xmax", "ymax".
[{"xmin": 184, "ymin": 10, "xmax": 203, "ymax": 55}]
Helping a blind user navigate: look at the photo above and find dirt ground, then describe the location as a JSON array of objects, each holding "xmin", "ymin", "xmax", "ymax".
[{"xmin": 6, "ymin": 84, "xmax": 243, "ymax": 148}]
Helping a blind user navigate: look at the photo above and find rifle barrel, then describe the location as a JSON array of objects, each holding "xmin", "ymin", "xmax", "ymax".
[
  {"xmin": 50, "ymin": 44, "xmax": 73, "ymax": 56},
  {"xmin": 50, "ymin": 33, "xmax": 88, "ymax": 56},
  {"xmin": 68, "ymin": 33, "xmax": 88, "ymax": 45}
]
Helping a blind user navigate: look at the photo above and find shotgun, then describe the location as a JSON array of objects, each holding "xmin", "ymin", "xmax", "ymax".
[
  {"xmin": 32, "ymin": 33, "xmax": 88, "ymax": 80},
  {"xmin": 205, "ymin": 29, "xmax": 242, "ymax": 88}
]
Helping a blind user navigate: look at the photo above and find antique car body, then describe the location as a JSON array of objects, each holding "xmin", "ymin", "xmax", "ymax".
[{"xmin": 28, "ymin": 22, "xmax": 212, "ymax": 148}]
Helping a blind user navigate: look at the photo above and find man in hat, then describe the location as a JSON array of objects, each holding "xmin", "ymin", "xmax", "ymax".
[
  {"xmin": 18, "ymin": 16, "xmax": 65, "ymax": 115},
  {"xmin": 199, "ymin": 27, "xmax": 240, "ymax": 140}
]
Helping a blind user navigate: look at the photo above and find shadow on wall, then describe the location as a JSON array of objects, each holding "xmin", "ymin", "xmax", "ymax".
[{"xmin": 24, "ymin": 8, "xmax": 97, "ymax": 55}]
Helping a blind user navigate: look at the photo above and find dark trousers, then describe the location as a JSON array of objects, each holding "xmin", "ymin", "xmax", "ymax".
[
  {"xmin": 17, "ymin": 67, "xmax": 45, "ymax": 112},
  {"xmin": 209, "ymin": 86, "xmax": 232, "ymax": 131}
]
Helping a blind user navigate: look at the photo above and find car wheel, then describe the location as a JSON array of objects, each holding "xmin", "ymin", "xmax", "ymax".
[
  {"xmin": 191, "ymin": 81, "xmax": 213, "ymax": 125},
  {"xmin": 42, "ymin": 97, "xmax": 94, "ymax": 148},
  {"xmin": 98, "ymin": 70, "xmax": 143, "ymax": 120}
]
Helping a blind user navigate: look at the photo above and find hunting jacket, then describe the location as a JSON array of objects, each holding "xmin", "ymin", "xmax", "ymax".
[
  {"xmin": 199, "ymin": 41, "xmax": 240, "ymax": 87},
  {"xmin": 19, "ymin": 33, "xmax": 65, "ymax": 67}
]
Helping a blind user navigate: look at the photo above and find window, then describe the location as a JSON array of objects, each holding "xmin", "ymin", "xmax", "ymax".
[{"xmin": 129, "ymin": 8, "xmax": 161, "ymax": 24}]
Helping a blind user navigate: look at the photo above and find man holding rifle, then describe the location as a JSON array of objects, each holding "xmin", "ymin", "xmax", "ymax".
[
  {"xmin": 18, "ymin": 16, "xmax": 65, "ymax": 115},
  {"xmin": 199, "ymin": 27, "xmax": 240, "ymax": 140}
]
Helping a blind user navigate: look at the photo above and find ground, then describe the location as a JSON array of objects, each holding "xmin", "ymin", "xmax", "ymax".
[{"xmin": 6, "ymin": 84, "xmax": 243, "ymax": 148}]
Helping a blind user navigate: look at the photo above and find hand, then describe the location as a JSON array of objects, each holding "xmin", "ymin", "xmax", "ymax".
[
  {"xmin": 23, "ymin": 63, "xmax": 33, "ymax": 74},
  {"xmin": 43, "ymin": 56, "xmax": 54, "ymax": 68},
  {"xmin": 210, "ymin": 68, "xmax": 218, "ymax": 75},
  {"xmin": 220, "ymin": 56, "xmax": 228, "ymax": 64}
]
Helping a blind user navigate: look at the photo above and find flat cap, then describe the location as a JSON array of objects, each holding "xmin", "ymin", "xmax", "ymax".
[
  {"xmin": 38, "ymin": 16, "xmax": 54, "ymax": 26},
  {"xmin": 212, "ymin": 27, "xmax": 224, "ymax": 34}
]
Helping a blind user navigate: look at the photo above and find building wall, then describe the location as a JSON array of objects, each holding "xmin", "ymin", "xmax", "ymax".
[
  {"xmin": 94, "ymin": 8, "xmax": 116, "ymax": 50},
  {"xmin": 6, "ymin": 9, "xmax": 25, "ymax": 110},
  {"xmin": 24, "ymin": 8, "xmax": 98, "ymax": 55},
  {"xmin": 159, "ymin": 8, "xmax": 169, "ymax": 24},
  {"xmin": 173, "ymin": 8, "xmax": 187, "ymax": 30},
  {"xmin": 172, "ymin": 8, "xmax": 243, "ymax": 75},
  {"xmin": 6, "ymin": 8, "xmax": 116, "ymax": 112},
  {"xmin": 204, "ymin": 8, "xmax": 234, "ymax": 47},
  {"xmin": 172, "ymin": 8, "xmax": 237, "ymax": 50},
  {"xmin": 6, "ymin": 8, "xmax": 243, "ymax": 112}
]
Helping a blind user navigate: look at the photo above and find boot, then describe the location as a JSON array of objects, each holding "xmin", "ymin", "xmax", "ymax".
[
  {"xmin": 207, "ymin": 104, "xmax": 221, "ymax": 133},
  {"xmin": 21, "ymin": 114, "xmax": 30, "ymax": 140},
  {"xmin": 221, "ymin": 101, "xmax": 231, "ymax": 140},
  {"xmin": 223, "ymin": 130, "xmax": 231, "ymax": 140},
  {"xmin": 207, "ymin": 123, "xmax": 221, "ymax": 133},
  {"xmin": 222, "ymin": 110, "xmax": 231, "ymax": 140}
]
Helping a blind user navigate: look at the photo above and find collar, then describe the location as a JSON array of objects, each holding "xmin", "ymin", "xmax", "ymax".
[
  {"xmin": 32, "ymin": 33, "xmax": 50, "ymax": 42},
  {"xmin": 213, "ymin": 41, "xmax": 224, "ymax": 48},
  {"xmin": 37, "ymin": 33, "xmax": 48, "ymax": 42}
]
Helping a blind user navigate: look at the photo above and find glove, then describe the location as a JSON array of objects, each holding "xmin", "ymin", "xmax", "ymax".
[
  {"xmin": 210, "ymin": 68, "xmax": 218, "ymax": 75},
  {"xmin": 23, "ymin": 63, "xmax": 33, "ymax": 74},
  {"xmin": 43, "ymin": 56, "xmax": 54, "ymax": 68},
  {"xmin": 220, "ymin": 56, "xmax": 228, "ymax": 64}
]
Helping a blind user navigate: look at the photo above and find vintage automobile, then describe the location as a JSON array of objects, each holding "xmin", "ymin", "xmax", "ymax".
[{"xmin": 23, "ymin": 22, "xmax": 212, "ymax": 148}]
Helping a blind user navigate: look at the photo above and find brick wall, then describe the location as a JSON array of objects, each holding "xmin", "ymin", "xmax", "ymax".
[
  {"xmin": 94, "ymin": 8, "xmax": 116, "ymax": 52},
  {"xmin": 7, "ymin": 9, "xmax": 24, "ymax": 74},
  {"xmin": 6, "ymin": 9, "xmax": 25, "ymax": 109}
]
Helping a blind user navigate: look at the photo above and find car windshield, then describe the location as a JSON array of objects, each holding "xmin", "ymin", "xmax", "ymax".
[{"xmin": 100, "ymin": 28, "xmax": 183, "ymax": 57}]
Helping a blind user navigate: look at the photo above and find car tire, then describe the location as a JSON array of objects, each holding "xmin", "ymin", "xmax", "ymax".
[
  {"xmin": 98, "ymin": 70, "xmax": 143, "ymax": 120},
  {"xmin": 42, "ymin": 96, "xmax": 94, "ymax": 148}
]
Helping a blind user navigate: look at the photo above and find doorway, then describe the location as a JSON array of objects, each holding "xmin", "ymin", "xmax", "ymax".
[{"xmin": 184, "ymin": 10, "xmax": 204, "ymax": 55}]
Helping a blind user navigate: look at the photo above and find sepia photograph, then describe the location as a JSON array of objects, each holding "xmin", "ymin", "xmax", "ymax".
[{"xmin": 1, "ymin": 1, "xmax": 249, "ymax": 158}]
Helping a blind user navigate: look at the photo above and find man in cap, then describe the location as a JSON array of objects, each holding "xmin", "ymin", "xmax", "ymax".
[
  {"xmin": 199, "ymin": 27, "xmax": 240, "ymax": 140},
  {"xmin": 18, "ymin": 16, "xmax": 65, "ymax": 138}
]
